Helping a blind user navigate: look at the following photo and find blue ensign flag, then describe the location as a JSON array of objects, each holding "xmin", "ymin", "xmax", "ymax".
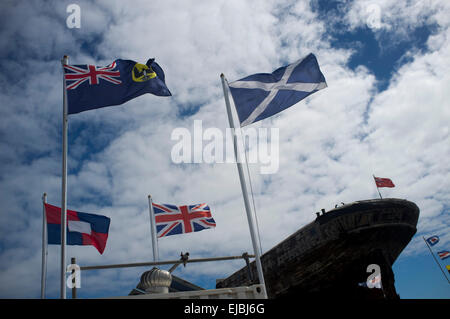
[
  {"xmin": 63, "ymin": 58, "xmax": 171, "ymax": 114},
  {"xmin": 228, "ymin": 53, "xmax": 327, "ymax": 126}
]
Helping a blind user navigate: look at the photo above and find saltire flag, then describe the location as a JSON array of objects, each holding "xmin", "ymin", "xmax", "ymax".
[
  {"xmin": 228, "ymin": 53, "xmax": 327, "ymax": 126},
  {"xmin": 152, "ymin": 203, "xmax": 216, "ymax": 238},
  {"xmin": 374, "ymin": 176, "xmax": 395, "ymax": 188},
  {"xmin": 63, "ymin": 58, "xmax": 171, "ymax": 114},
  {"xmin": 426, "ymin": 235, "xmax": 440, "ymax": 246},
  {"xmin": 437, "ymin": 250, "xmax": 450, "ymax": 260},
  {"xmin": 45, "ymin": 203, "xmax": 110, "ymax": 254}
]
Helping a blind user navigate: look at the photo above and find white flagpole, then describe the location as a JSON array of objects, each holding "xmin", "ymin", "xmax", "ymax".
[
  {"xmin": 60, "ymin": 55, "xmax": 69, "ymax": 299},
  {"xmin": 220, "ymin": 74, "xmax": 268, "ymax": 299},
  {"xmin": 148, "ymin": 195, "xmax": 159, "ymax": 262},
  {"xmin": 41, "ymin": 192, "xmax": 48, "ymax": 299}
]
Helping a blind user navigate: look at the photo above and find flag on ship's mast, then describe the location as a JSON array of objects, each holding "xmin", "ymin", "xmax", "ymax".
[
  {"xmin": 422, "ymin": 236, "xmax": 450, "ymax": 284},
  {"xmin": 373, "ymin": 175, "xmax": 395, "ymax": 199},
  {"xmin": 425, "ymin": 235, "xmax": 440, "ymax": 246}
]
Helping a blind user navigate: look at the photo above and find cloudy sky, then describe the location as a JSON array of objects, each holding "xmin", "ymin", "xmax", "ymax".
[{"xmin": 0, "ymin": 0, "xmax": 449, "ymax": 299}]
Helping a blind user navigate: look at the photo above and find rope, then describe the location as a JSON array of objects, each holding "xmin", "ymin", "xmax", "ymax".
[{"xmin": 240, "ymin": 128, "xmax": 264, "ymax": 255}]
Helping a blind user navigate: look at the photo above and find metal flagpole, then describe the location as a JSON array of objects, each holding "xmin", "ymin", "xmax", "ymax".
[
  {"xmin": 148, "ymin": 195, "xmax": 159, "ymax": 261},
  {"xmin": 373, "ymin": 175, "xmax": 382, "ymax": 199},
  {"xmin": 60, "ymin": 55, "xmax": 69, "ymax": 299},
  {"xmin": 41, "ymin": 193, "xmax": 48, "ymax": 299},
  {"xmin": 220, "ymin": 74, "xmax": 268, "ymax": 299},
  {"xmin": 422, "ymin": 237, "xmax": 450, "ymax": 284}
]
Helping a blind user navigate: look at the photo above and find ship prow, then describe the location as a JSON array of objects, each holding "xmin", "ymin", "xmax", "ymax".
[{"xmin": 216, "ymin": 198, "xmax": 420, "ymax": 299}]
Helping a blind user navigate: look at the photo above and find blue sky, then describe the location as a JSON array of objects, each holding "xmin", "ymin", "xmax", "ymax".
[{"xmin": 0, "ymin": 0, "xmax": 449, "ymax": 299}]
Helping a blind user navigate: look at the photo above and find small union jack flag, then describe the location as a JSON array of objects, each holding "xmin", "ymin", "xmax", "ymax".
[
  {"xmin": 437, "ymin": 250, "xmax": 450, "ymax": 260},
  {"xmin": 152, "ymin": 203, "xmax": 216, "ymax": 238},
  {"xmin": 64, "ymin": 61, "xmax": 121, "ymax": 90}
]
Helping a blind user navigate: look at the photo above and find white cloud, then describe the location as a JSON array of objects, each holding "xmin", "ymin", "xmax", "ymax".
[
  {"xmin": 0, "ymin": 0, "xmax": 449, "ymax": 298},
  {"xmin": 345, "ymin": 0, "xmax": 446, "ymax": 32}
]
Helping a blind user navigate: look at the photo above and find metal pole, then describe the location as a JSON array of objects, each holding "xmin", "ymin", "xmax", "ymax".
[
  {"xmin": 220, "ymin": 74, "xmax": 268, "ymax": 299},
  {"xmin": 41, "ymin": 193, "xmax": 48, "ymax": 299},
  {"xmin": 60, "ymin": 55, "xmax": 69, "ymax": 299},
  {"xmin": 373, "ymin": 175, "xmax": 382, "ymax": 199},
  {"xmin": 79, "ymin": 254, "xmax": 255, "ymax": 271},
  {"xmin": 71, "ymin": 257, "xmax": 77, "ymax": 299},
  {"xmin": 422, "ymin": 237, "xmax": 450, "ymax": 284},
  {"xmin": 242, "ymin": 252, "xmax": 254, "ymax": 282},
  {"xmin": 148, "ymin": 195, "xmax": 159, "ymax": 261}
]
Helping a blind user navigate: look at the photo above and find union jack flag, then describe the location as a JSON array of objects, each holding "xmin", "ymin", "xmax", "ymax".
[
  {"xmin": 64, "ymin": 61, "xmax": 121, "ymax": 90},
  {"xmin": 152, "ymin": 203, "xmax": 216, "ymax": 238}
]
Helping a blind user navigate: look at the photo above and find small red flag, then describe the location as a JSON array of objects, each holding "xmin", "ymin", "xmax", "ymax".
[{"xmin": 374, "ymin": 176, "xmax": 395, "ymax": 188}]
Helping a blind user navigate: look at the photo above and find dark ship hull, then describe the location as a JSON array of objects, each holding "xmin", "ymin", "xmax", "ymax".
[{"xmin": 216, "ymin": 198, "xmax": 419, "ymax": 299}]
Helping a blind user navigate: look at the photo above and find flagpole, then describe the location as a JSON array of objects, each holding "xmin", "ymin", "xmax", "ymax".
[
  {"xmin": 60, "ymin": 55, "xmax": 69, "ymax": 299},
  {"xmin": 148, "ymin": 195, "xmax": 159, "ymax": 262},
  {"xmin": 373, "ymin": 175, "xmax": 382, "ymax": 199},
  {"xmin": 41, "ymin": 192, "xmax": 48, "ymax": 299},
  {"xmin": 220, "ymin": 73, "xmax": 268, "ymax": 299},
  {"xmin": 422, "ymin": 237, "xmax": 450, "ymax": 284}
]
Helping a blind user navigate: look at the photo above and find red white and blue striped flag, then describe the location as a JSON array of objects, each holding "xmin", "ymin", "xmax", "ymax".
[
  {"xmin": 152, "ymin": 203, "xmax": 216, "ymax": 238},
  {"xmin": 437, "ymin": 250, "xmax": 450, "ymax": 260}
]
